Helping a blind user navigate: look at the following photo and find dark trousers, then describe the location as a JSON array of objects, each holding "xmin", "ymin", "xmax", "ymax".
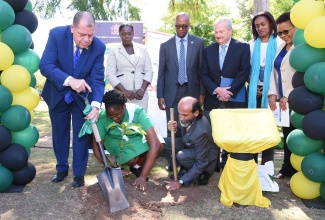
[{"xmin": 165, "ymin": 83, "xmax": 189, "ymax": 138}]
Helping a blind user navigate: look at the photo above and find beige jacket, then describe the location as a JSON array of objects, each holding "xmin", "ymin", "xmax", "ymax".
[
  {"xmin": 268, "ymin": 42, "xmax": 296, "ymax": 99},
  {"xmin": 106, "ymin": 42, "xmax": 153, "ymax": 111}
]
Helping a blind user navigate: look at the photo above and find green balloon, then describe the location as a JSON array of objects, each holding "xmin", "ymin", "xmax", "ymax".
[
  {"xmin": 1, "ymin": 105, "xmax": 31, "ymax": 132},
  {"xmin": 30, "ymin": 73, "xmax": 36, "ymax": 88},
  {"xmin": 304, "ymin": 62, "xmax": 325, "ymax": 95},
  {"xmin": 0, "ymin": 165, "xmax": 13, "ymax": 192},
  {"xmin": 1, "ymin": 24, "xmax": 32, "ymax": 53},
  {"xmin": 13, "ymin": 49, "xmax": 40, "ymax": 74},
  {"xmin": 290, "ymin": 110, "xmax": 304, "ymax": 129},
  {"xmin": 289, "ymin": 43, "xmax": 325, "ymax": 72},
  {"xmin": 301, "ymin": 152, "xmax": 325, "ymax": 182},
  {"xmin": 24, "ymin": 0, "xmax": 33, "ymax": 11},
  {"xmin": 0, "ymin": 85, "xmax": 13, "ymax": 112},
  {"xmin": 0, "ymin": 1, "xmax": 15, "ymax": 31},
  {"xmin": 11, "ymin": 124, "xmax": 39, "ymax": 151},
  {"xmin": 287, "ymin": 129, "xmax": 323, "ymax": 156},
  {"xmin": 293, "ymin": 29, "xmax": 306, "ymax": 46}
]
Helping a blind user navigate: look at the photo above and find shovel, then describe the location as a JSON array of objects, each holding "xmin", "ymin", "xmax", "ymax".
[
  {"xmin": 170, "ymin": 108, "xmax": 178, "ymax": 181},
  {"xmin": 81, "ymin": 95, "xmax": 130, "ymax": 213}
]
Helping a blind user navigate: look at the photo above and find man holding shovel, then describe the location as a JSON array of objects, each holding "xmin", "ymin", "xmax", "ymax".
[
  {"xmin": 164, "ymin": 97, "xmax": 218, "ymax": 191},
  {"xmin": 92, "ymin": 90, "xmax": 165, "ymax": 191}
]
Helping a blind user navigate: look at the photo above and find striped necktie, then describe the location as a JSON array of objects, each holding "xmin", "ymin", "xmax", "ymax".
[
  {"xmin": 219, "ymin": 45, "xmax": 227, "ymax": 69},
  {"xmin": 178, "ymin": 39, "xmax": 186, "ymax": 85}
]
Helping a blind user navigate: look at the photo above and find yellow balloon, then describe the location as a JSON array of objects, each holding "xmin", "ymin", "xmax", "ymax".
[
  {"xmin": 305, "ymin": 16, "xmax": 325, "ymax": 48},
  {"xmin": 0, "ymin": 42, "xmax": 14, "ymax": 70},
  {"xmin": 12, "ymin": 87, "xmax": 40, "ymax": 111},
  {"xmin": 290, "ymin": 172, "xmax": 320, "ymax": 199},
  {"xmin": 291, "ymin": 0, "xmax": 325, "ymax": 29},
  {"xmin": 290, "ymin": 153, "xmax": 304, "ymax": 172},
  {"xmin": 0, "ymin": 65, "xmax": 31, "ymax": 93}
]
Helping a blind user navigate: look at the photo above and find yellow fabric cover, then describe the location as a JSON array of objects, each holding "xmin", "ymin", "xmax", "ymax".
[
  {"xmin": 218, "ymin": 157, "xmax": 271, "ymax": 207},
  {"xmin": 210, "ymin": 109, "xmax": 279, "ymax": 208},
  {"xmin": 210, "ymin": 109, "xmax": 280, "ymax": 153}
]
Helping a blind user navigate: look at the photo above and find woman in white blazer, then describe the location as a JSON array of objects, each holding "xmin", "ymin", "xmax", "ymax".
[
  {"xmin": 268, "ymin": 12, "xmax": 297, "ymax": 181},
  {"xmin": 106, "ymin": 24, "xmax": 153, "ymax": 112}
]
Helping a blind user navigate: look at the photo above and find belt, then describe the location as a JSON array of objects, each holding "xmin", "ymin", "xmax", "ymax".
[
  {"xmin": 230, "ymin": 153, "xmax": 254, "ymax": 161},
  {"xmin": 178, "ymin": 82, "xmax": 188, "ymax": 86}
]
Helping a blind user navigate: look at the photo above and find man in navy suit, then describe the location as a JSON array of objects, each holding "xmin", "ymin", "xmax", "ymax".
[
  {"xmin": 39, "ymin": 11, "xmax": 105, "ymax": 187},
  {"xmin": 157, "ymin": 12, "xmax": 205, "ymax": 140},
  {"xmin": 200, "ymin": 17, "xmax": 250, "ymax": 170}
]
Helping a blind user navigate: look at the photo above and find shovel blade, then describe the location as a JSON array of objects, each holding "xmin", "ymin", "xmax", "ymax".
[{"xmin": 97, "ymin": 167, "xmax": 130, "ymax": 213}]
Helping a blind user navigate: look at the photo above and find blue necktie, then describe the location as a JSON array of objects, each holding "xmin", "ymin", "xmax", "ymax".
[
  {"xmin": 219, "ymin": 45, "xmax": 227, "ymax": 69},
  {"xmin": 178, "ymin": 39, "xmax": 186, "ymax": 85},
  {"xmin": 64, "ymin": 46, "xmax": 80, "ymax": 104}
]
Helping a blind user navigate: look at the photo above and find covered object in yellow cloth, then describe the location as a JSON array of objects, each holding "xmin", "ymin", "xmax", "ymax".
[{"xmin": 210, "ymin": 109, "xmax": 280, "ymax": 207}]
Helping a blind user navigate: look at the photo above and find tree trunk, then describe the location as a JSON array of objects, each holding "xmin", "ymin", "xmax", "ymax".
[{"xmin": 253, "ymin": 0, "xmax": 270, "ymax": 15}]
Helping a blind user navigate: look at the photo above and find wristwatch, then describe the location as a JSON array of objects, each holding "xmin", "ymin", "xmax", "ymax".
[{"xmin": 179, "ymin": 179, "xmax": 183, "ymax": 185}]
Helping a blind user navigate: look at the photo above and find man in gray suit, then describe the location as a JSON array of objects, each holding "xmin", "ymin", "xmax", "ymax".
[
  {"xmin": 164, "ymin": 97, "xmax": 218, "ymax": 191},
  {"xmin": 157, "ymin": 12, "xmax": 205, "ymax": 139}
]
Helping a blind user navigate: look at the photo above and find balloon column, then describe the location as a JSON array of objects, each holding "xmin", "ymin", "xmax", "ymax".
[
  {"xmin": 287, "ymin": 0, "xmax": 325, "ymax": 201},
  {"xmin": 0, "ymin": 0, "xmax": 39, "ymax": 192}
]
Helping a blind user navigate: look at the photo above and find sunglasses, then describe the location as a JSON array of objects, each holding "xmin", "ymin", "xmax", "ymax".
[
  {"xmin": 175, "ymin": 24, "xmax": 189, "ymax": 30},
  {"xmin": 277, "ymin": 29, "xmax": 291, "ymax": 36}
]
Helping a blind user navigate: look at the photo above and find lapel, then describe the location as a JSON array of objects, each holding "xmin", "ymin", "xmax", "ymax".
[
  {"xmin": 282, "ymin": 44, "xmax": 293, "ymax": 65},
  {"xmin": 118, "ymin": 42, "xmax": 140, "ymax": 69},
  {"xmin": 222, "ymin": 38, "xmax": 235, "ymax": 69},
  {"xmin": 186, "ymin": 34, "xmax": 193, "ymax": 68},
  {"xmin": 213, "ymin": 43, "xmax": 221, "ymax": 70},
  {"xmin": 74, "ymin": 44, "xmax": 91, "ymax": 78},
  {"xmin": 182, "ymin": 119, "xmax": 197, "ymax": 144},
  {"xmin": 169, "ymin": 36, "xmax": 178, "ymax": 69},
  {"xmin": 65, "ymin": 29, "xmax": 74, "ymax": 76}
]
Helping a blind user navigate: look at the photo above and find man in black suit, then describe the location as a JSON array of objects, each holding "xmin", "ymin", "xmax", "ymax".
[
  {"xmin": 200, "ymin": 17, "xmax": 250, "ymax": 170},
  {"xmin": 163, "ymin": 96, "xmax": 218, "ymax": 191},
  {"xmin": 157, "ymin": 12, "xmax": 205, "ymax": 139}
]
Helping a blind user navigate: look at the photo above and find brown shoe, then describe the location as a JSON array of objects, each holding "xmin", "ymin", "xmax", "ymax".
[{"xmin": 273, "ymin": 172, "xmax": 285, "ymax": 179}]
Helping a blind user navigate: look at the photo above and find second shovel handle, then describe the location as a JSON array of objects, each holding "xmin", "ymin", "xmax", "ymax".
[{"xmin": 170, "ymin": 108, "xmax": 178, "ymax": 181}]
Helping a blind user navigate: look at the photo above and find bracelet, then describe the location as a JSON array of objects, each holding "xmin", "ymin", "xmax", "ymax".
[{"xmin": 140, "ymin": 88, "xmax": 145, "ymax": 92}]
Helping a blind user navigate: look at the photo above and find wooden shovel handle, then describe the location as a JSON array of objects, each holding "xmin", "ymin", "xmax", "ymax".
[{"xmin": 170, "ymin": 108, "xmax": 178, "ymax": 181}]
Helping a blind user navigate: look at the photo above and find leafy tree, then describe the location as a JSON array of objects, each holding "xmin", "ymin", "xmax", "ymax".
[{"xmin": 32, "ymin": 0, "xmax": 141, "ymax": 21}]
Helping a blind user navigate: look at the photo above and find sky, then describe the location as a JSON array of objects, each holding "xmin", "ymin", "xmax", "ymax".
[{"xmin": 32, "ymin": 0, "xmax": 237, "ymax": 57}]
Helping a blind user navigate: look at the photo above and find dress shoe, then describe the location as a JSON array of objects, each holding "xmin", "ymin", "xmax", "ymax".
[
  {"xmin": 129, "ymin": 166, "xmax": 149, "ymax": 181},
  {"xmin": 165, "ymin": 165, "xmax": 173, "ymax": 171},
  {"xmin": 169, "ymin": 167, "xmax": 187, "ymax": 180},
  {"xmin": 197, "ymin": 171, "xmax": 211, "ymax": 185},
  {"xmin": 273, "ymin": 172, "xmax": 285, "ymax": 179},
  {"xmin": 52, "ymin": 170, "xmax": 68, "ymax": 182},
  {"xmin": 72, "ymin": 176, "xmax": 85, "ymax": 187}
]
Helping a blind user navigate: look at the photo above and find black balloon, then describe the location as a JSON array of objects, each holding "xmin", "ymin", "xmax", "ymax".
[
  {"xmin": 12, "ymin": 162, "xmax": 36, "ymax": 185},
  {"xmin": 0, "ymin": 143, "xmax": 28, "ymax": 171},
  {"xmin": 292, "ymin": 71, "xmax": 305, "ymax": 88},
  {"xmin": 0, "ymin": 125, "xmax": 12, "ymax": 152},
  {"xmin": 14, "ymin": 10, "xmax": 38, "ymax": 34},
  {"xmin": 288, "ymin": 86, "xmax": 324, "ymax": 115},
  {"xmin": 302, "ymin": 110, "xmax": 325, "ymax": 140},
  {"xmin": 3, "ymin": 0, "xmax": 28, "ymax": 12}
]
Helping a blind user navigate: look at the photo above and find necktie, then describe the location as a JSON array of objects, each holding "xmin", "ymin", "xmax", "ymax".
[
  {"xmin": 64, "ymin": 46, "xmax": 80, "ymax": 104},
  {"xmin": 74, "ymin": 46, "xmax": 80, "ymax": 70},
  {"xmin": 178, "ymin": 39, "xmax": 186, "ymax": 85},
  {"xmin": 219, "ymin": 45, "xmax": 227, "ymax": 69}
]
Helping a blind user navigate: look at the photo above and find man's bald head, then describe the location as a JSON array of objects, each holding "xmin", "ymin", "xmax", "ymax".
[{"xmin": 178, "ymin": 96, "xmax": 203, "ymax": 120}]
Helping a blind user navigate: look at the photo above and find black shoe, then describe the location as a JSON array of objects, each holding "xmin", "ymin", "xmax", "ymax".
[
  {"xmin": 165, "ymin": 165, "xmax": 173, "ymax": 171},
  {"xmin": 197, "ymin": 171, "xmax": 211, "ymax": 185},
  {"xmin": 169, "ymin": 167, "xmax": 187, "ymax": 180},
  {"xmin": 129, "ymin": 166, "xmax": 149, "ymax": 181},
  {"xmin": 52, "ymin": 170, "xmax": 68, "ymax": 182},
  {"xmin": 72, "ymin": 176, "xmax": 85, "ymax": 188}
]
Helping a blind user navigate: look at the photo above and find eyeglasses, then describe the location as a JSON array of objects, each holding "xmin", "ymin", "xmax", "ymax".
[
  {"xmin": 277, "ymin": 29, "xmax": 291, "ymax": 37},
  {"xmin": 106, "ymin": 108, "xmax": 124, "ymax": 120},
  {"xmin": 175, "ymin": 24, "xmax": 189, "ymax": 30}
]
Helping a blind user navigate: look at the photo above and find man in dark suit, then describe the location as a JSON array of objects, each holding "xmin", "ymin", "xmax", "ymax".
[
  {"xmin": 39, "ymin": 11, "xmax": 105, "ymax": 187},
  {"xmin": 157, "ymin": 12, "xmax": 205, "ymax": 139},
  {"xmin": 163, "ymin": 96, "xmax": 218, "ymax": 191},
  {"xmin": 200, "ymin": 17, "xmax": 250, "ymax": 170}
]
